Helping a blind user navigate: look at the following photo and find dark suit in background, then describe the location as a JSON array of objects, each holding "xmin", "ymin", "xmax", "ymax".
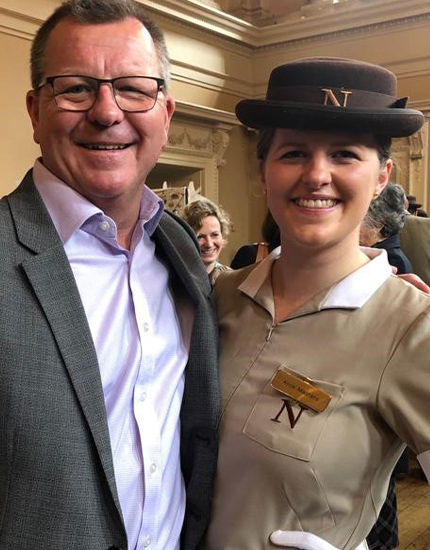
[
  {"xmin": 400, "ymin": 215, "xmax": 430, "ymax": 286},
  {"xmin": 373, "ymin": 233, "xmax": 412, "ymax": 274}
]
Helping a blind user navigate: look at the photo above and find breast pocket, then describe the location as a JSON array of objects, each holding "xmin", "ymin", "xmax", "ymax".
[{"xmin": 243, "ymin": 365, "xmax": 345, "ymax": 461}]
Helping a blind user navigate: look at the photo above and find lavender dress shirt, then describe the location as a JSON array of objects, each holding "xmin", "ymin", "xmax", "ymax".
[{"xmin": 34, "ymin": 160, "xmax": 189, "ymax": 550}]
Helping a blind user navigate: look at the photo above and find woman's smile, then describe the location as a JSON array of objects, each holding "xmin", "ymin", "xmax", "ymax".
[{"xmin": 263, "ymin": 128, "xmax": 390, "ymax": 254}]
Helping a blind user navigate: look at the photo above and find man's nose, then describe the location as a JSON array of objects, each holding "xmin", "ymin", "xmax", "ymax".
[{"xmin": 86, "ymin": 83, "xmax": 125, "ymax": 126}]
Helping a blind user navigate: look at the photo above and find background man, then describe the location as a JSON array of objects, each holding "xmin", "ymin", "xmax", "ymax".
[
  {"xmin": 401, "ymin": 214, "xmax": 430, "ymax": 287},
  {"xmin": 0, "ymin": 1, "xmax": 219, "ymax": 549}
]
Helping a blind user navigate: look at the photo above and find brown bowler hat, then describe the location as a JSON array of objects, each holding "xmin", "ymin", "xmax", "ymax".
[{"xmin": 235, "ymin": 57, "xmax": 424, "ymax": 137}]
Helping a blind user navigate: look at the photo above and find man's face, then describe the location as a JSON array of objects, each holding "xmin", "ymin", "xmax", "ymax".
[{"xmin": 26, "ymin": 18, "xmax": 175, "ymax": 210}]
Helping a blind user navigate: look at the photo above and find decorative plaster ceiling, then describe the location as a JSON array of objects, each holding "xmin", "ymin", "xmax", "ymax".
[{"xmin": 199, "ymin": 0, "xmax": 362, "ymax": 26}]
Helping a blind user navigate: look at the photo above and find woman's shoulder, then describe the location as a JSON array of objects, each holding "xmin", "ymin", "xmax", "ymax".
[
  {"xmin": 214, "ymin": 262, "xmax": 256, "ymax": 294},
  {"xmin": 378, "ymin": 274, "xmax": 430, "ymax": 317},
  {"xmin": 210, "ymin": 262, "xmax": 232, "ymax": 284}
]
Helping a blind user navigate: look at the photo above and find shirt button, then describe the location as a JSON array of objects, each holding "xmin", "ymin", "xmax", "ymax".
[
  {"xmin": 140, "ymin": 391, "xmax": 147, "ymax": 402},
  {"xmin": 143, "ymin": 322, "xmax": 149, "ymax": 332},
  {"xmin": 99, "ymin": 221, "xmax": 110, "ymax": 232},
  {"xmin": 150, "ymin": 462, "xmax": 157, "ymax": 474},
  {"xmin": 144, "ymin": 537, "xmax": 151, "ymax": 547}
]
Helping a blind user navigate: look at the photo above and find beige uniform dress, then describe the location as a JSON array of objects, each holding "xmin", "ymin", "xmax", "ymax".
[{"xmin": 205, "ymin": 248, "xmax": 430, "ymax": 550}]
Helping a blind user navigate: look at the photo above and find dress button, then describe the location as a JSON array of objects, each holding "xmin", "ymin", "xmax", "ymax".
[
  {"xmin": 100, "ymin": 221, "xmax": 110, "ymax": 232},
  {"xmin": 143, "ymin": 322, "xmax": 149, "ymax": 332},
  {"xmin": 150, "ymin": 462, "xmax": 157, "ymax": 474},
  {"xmin": 144, "ymin": 536, "xmax": 151, "ymax": 547}
]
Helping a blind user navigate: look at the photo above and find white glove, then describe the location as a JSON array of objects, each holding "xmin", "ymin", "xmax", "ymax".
[
  {"xmin": 270, "ymin": 530, "xmax": 340, "ymax": 550},
  {"xmin": 270, "ymin": 531, "xmax": 368, "ymax": 550}
]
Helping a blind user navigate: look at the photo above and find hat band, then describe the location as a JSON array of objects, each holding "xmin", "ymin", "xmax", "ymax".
[{"xmin": 267, "ymin": 85, "xmax": 405, "ymax": 109}]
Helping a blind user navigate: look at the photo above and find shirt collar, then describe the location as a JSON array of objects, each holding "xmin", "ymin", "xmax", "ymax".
[
  {"xmin": 33, "ymin": 159, "xmax": 164, "ymax": 244},
  {"xmin": 238, "ymin": 245, "xmax": 393, "ymax": 311}
]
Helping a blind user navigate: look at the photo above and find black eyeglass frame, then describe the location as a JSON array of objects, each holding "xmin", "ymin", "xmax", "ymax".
[{"xmin": 36, "ymin": 75, "xmax": 166, "ymax": 113}]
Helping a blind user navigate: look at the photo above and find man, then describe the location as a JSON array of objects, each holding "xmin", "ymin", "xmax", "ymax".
[
  {"xmin": 0, "ymin": 1, "xmax": 219, "ymax": 549},
  {"xmin": 400, "ymin": 213, "xmax": 430, "ymax": 287}
]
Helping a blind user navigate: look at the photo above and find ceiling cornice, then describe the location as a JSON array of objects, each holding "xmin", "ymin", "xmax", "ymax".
[
  {"xmin": 2, "ymin": 0, "xmax": 430, "ymax": 49},
  {"xmin": 255, "ymin": 1, "xmax": 430, "ymax": 49},
  {"xmin": 140, "ymin": 0, "xmax": 430, "ymax": 49},
  {"xmin": 139, "ymin": 0, "xmax": 258, "ymax": 44}
]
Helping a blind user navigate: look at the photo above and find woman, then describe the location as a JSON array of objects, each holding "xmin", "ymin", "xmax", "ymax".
[
  {"xmin": 360, "ymin": 182, "xmax": 412, "ymax": 274},
  {"xmin": 182, "ymin": 199, "xmax": 232, "ymax": 284},
  {"xmin": 205, "ymin": 57, "xmax": 429, "ymax": 550},
  {"xmin": 360, "ymin": 182, "xmax": 414, "ymax": 550}
]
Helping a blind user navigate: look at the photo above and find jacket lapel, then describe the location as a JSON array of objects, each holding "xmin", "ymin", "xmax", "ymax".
[
  {"xmin": 7, "ymin": 172, "xmax": 122, "ymax": 515},
  {"xmin": 154, "ymin": 212, "xmax": 212, "ymax": 302}
]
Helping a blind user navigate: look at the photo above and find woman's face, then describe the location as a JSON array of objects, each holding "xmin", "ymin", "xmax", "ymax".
[
  {"xmin": 261, "ymin": 129, "xmax": 392, "ymax": 255},
  {"xmin": 196, "ymin": 215, "xmax": 224, "ymax": 271}
]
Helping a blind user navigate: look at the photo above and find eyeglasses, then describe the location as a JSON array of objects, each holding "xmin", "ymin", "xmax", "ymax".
[{"xmin": 37, "ymin": 75, "xmax": 165, "ymax": 113}]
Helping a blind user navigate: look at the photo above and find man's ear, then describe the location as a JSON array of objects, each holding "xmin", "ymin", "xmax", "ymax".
[
  {"xmin": 26, "ymin": 90, "xmax": 41, "ymax": 144},
  {"xmin": 161, "ymin": 94, "xmax": 175, "ymax": 148},
  {"xmin": 164, "ymin": 95, "xmax": 175, "ymax": 129},
  {"xmin": 166, "ymin": 94, "xmax": 175, "ymax": 122}
]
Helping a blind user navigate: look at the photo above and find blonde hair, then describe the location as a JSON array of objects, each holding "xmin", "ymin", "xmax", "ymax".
[{"xmin": 182, "ymin": 199, "xmax": 232, "ymax": 238}]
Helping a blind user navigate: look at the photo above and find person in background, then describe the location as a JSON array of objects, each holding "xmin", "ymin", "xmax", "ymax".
[
  {"xmin": 0, "ymin": 1, "xmax": 219, "ymax": 549},
  {"xmin": 401, "ymin": 210, "xmax": 430, "ymax": 287},
  {"xmin": 405, "ymin": 194, "xmax": 422, "ymax": 215},
  {"xmin": 230, "ymin": 209, "xmax": 281, "ymax": 269},
  {"xmin": 182, "ymin": 199, "xmax": 232, "ymax": 284},
  {"xmin": 360, "ymin": 182, "xmax": 412, "ymax": 274},
  {"xmin": 360, "ymin": 181, "xmax": 414, "ymax": 550},
  {"xmin": 205, "ymin": 56, "xmax": 430, "ymax": 550}
]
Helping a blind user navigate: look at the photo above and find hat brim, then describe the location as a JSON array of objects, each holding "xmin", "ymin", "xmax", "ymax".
[{"xmin": 235, "ymin": 100, "xmax": 424, "ymax": 138}]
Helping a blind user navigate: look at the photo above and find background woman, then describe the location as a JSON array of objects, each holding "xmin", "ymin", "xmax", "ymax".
[
  {"xmin": 182, "ymin": 199, "xmax": 232, "ymax": 283},
  {"xmin": 205, "ymin": 57, "xmax": 429, "ymax": 550},
  {"xmin": 360, "ymin": 182, "xmax": 412, "ymax": 274}
]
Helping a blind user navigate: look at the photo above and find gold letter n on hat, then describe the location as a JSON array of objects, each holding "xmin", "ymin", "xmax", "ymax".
[{"xmin": 322, "ymin": 88, "xmax": 353, "ymax": 107}]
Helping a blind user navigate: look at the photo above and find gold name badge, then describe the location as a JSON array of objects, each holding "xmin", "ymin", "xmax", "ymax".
[{"xmin": 271, "ymin": 369, "xmax": 331, "ymax": 414}]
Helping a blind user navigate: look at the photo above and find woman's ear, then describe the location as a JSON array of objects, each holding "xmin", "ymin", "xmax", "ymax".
[{"xmin": 375, "ymin": 158, "xmax": 393, "ymax": 197}]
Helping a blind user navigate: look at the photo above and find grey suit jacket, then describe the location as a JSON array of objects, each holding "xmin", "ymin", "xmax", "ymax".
[{"xmin": 0, "ymin": 171, "xmax": 219, "ymax": 550}]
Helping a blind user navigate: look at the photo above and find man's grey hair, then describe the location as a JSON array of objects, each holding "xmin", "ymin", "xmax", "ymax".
[
  {"xmin": 30, "ymin": 0, "xmax": 170, "ymax": 90},
  {"xmin": 363, "ymin": 182, "xmax": 407, "ymax": 238}
]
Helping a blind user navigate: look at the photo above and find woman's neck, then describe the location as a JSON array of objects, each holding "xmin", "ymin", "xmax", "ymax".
[
  {"xmin": 272, "ymin": 239, "xmax": 369, "ymax": 322},
  {"xmin": 206, "ymin": 261, "xmax": 216, "ymax": 274}
]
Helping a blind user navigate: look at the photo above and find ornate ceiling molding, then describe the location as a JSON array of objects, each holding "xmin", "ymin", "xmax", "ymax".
[
  {"xmin": 255, "ymin": 10, "xmax": 430, "ymax": 50},
  {"xmin": 2, "ymin": 0, "xmax": 430, "ymax": 54}
]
